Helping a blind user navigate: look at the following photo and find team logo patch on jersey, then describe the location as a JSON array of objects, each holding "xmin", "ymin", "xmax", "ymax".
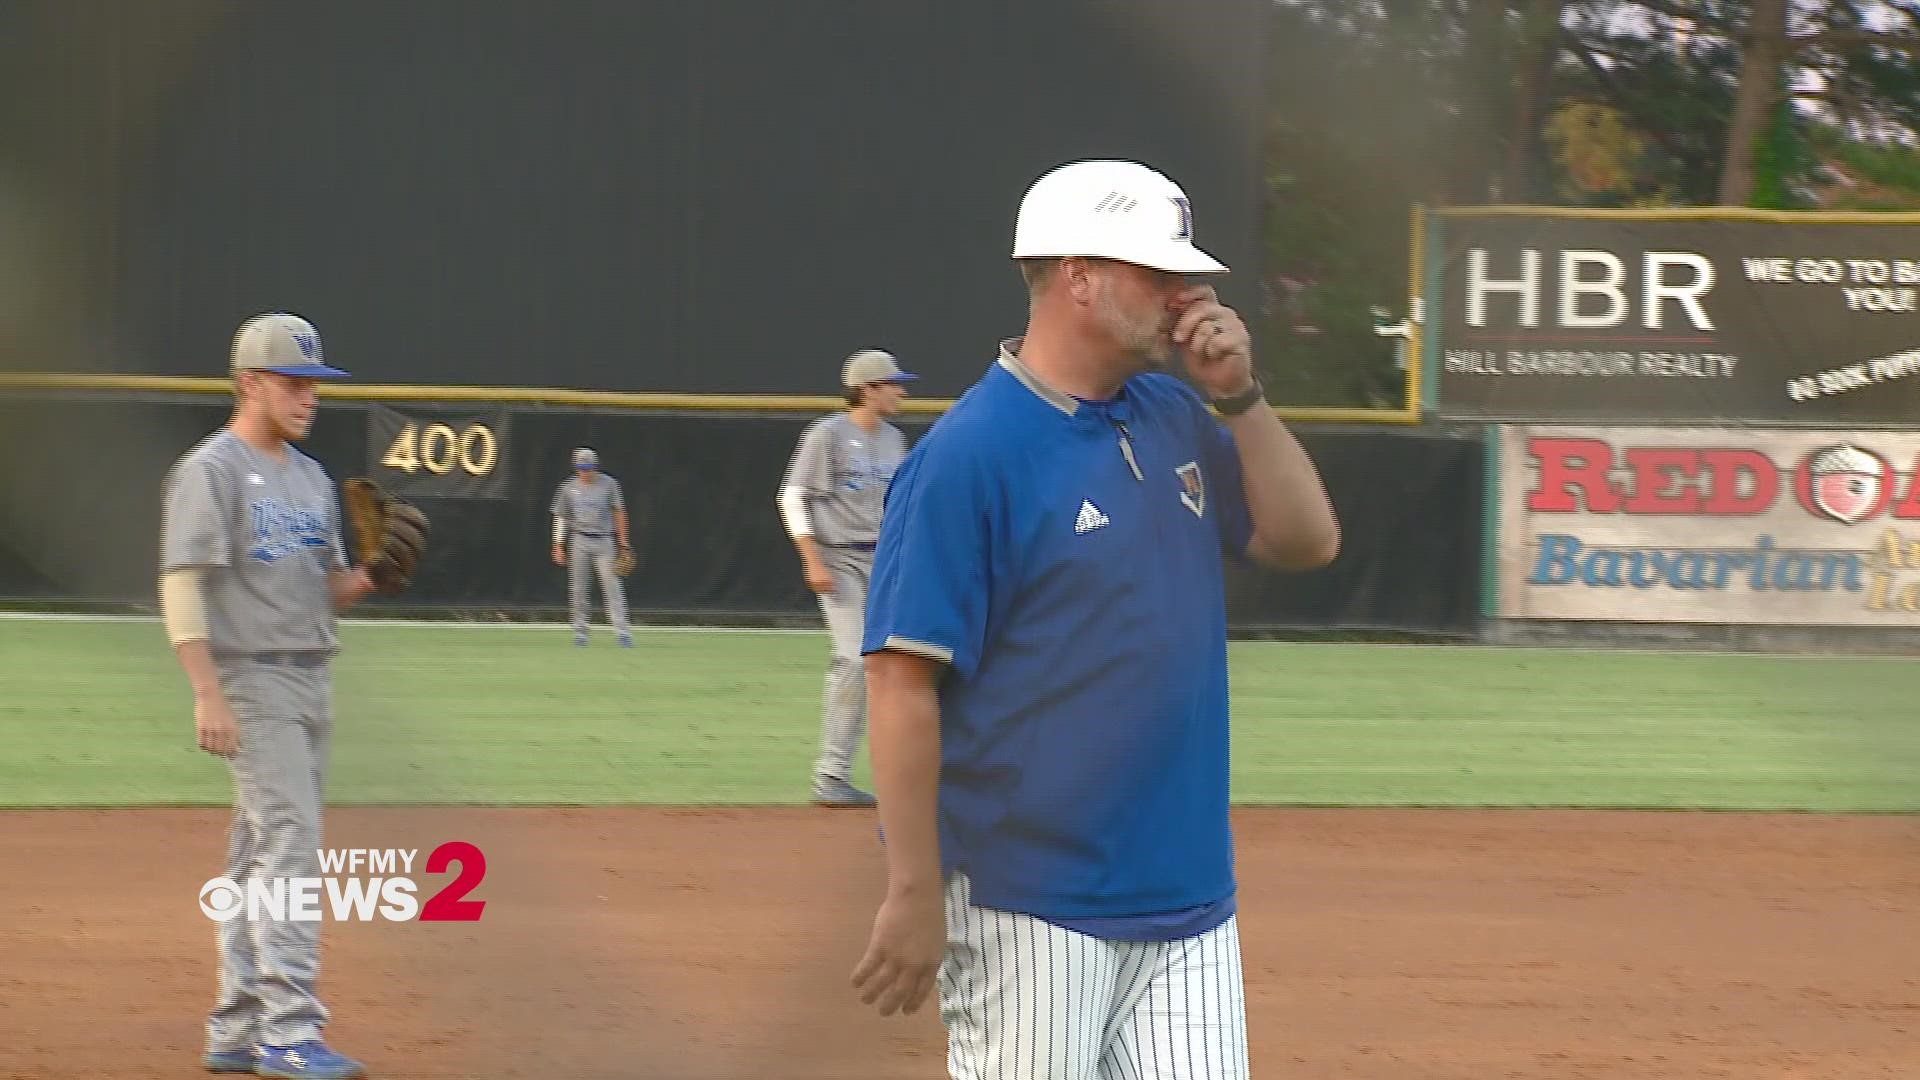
[
  {"xmin": 842, "ymin": 461, "xmax": 896, "ymax": 493},
  {"xmin": 248, "ymin": 498, "xmax": 331, "ymax": 563},
  {"xmin": 1175, "ymin": 462, "xmax": 1205, "ymax": 518}
]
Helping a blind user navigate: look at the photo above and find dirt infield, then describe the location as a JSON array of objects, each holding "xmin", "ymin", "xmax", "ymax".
[{"xmin": 0, "ymin": 807, "xmax": 1915, "ymax": 1079}]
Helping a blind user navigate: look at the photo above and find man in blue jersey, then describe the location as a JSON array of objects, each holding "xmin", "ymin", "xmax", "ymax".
[{"xmin": 849, "ymin": 159, "xmax": 1341, "ymax": 1079}]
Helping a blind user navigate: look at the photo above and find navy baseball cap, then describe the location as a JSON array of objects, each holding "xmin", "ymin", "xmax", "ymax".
[{"xmin": 231, "ymin": 313, "xmax": 351, "ymax": 378}]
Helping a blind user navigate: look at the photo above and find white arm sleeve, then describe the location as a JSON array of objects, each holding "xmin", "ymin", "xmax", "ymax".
[
  {"xmin": 779, "ymin": 485, "xmax": 813, "ymax": 539},
  {"xmin": 553, "ymin": 516, "xmax": 567, "ymax": 545},
  {"xmin": 159, "ymin": 568, "xmax": 210, "ymax": 645}
]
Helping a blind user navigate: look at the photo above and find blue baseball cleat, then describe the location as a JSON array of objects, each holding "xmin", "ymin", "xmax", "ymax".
[
  {"xmin": 203, "ymin": 1046, "xmax": 261, "ymax": 1073},
  {"xmin": 255, "ymin": 1041, "xmax": 366, "ymax": 1078},
  {"xmin": 573, "ymin": 631, "xmax": 589, "ymax": 647},
  {"xmin": 618, "ymin": 631, "xmax": 633, "ymax": 648}
]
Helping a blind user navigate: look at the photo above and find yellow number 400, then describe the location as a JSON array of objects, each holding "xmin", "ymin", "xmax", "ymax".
[{"xmin": 382, "ymin": 422, "xmax": 498, "ymax": 476}]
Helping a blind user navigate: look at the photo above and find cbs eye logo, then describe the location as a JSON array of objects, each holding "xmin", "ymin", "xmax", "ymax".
[
  {"xmin": 199, "ymin": 877, "xmax": 246, "ymax": 922},
  {"xmin": 192, "ymin": 842, "xmax": 488, "ymax": 923}
]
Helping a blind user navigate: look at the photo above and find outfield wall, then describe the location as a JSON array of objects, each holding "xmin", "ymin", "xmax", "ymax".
[{"xmin": 0, "ymin": 396, "xmax": 1482, "ymax": 635}]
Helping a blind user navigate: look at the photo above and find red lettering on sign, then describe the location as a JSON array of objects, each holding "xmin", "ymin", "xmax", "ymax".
[
  {"xmin": 1698, "ymin": 450, "xmax": 1779, "ymax": 515},
  {"xmin": 1527, "ymin": 438, "xmax": 1621, "ymax": 512},
  {"xmin": 1894, "ymin": 458, "xmax": 1920, "ymax": 519},
  {"xmin": 1621, "ymin": 449, "xmax": 1701, "ymax": 513}
]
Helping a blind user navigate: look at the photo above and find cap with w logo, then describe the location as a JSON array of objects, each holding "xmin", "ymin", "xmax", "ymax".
[{"xmin": 231, "ymin": 313, "xmax": 352, "ymax": 378}]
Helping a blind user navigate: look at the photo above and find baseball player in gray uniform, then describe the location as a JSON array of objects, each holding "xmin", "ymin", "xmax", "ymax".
[
  {"xmin": 551, "ymin": 447, "xmax": 633, "ymax": 647},
  {"xmin": 159, "ymin": 313, "xmax": 373, "ymax": 1079},
  {"xmin": 778, "ymin": 349, "xmax": 916, "ymax": 807}
]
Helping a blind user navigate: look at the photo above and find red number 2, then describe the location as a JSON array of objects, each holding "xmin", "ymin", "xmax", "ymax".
[{"xmin": 420, "ymin": 841, "xmax": 488, "ymax": 922}]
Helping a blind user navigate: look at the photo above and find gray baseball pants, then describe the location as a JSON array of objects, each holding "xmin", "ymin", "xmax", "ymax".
[
  {"xmin": 570, "ymin": 532, "xmax": 630, "ymax": 636},
  {"xmin": 813, "ymin": 544, "xmax": 872, "ymax": 785},
  {"xmin": 206, "ymin": 654, "xmax": 334, "ymax": 1054}
]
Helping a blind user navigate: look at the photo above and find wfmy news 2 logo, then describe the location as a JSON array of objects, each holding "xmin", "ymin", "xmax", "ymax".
[{"xmin": 197, "ymin": 843, "xmax": 487, "ymax": 924}]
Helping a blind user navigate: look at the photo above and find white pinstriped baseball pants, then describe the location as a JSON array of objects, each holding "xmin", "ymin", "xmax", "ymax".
[{"xmin": 938, "ymin": 873, "xmax": 1252, "ymax": 1080}]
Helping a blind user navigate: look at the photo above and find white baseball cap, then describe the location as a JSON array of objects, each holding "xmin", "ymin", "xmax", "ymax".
[
  {"xmin": 231, "ymin": 313, "xmax": 351, "ymax": 378},
  {"xmin": 842, "ymin": 349, "xmax": 918, "ymax": 388},
  {"xmin": 1011, "ymin": 160, "xmax": 1228, "ymax": 275},
  {"xmin": 573, "ymin": 447, "xmax": 599, "ymax": 468}
]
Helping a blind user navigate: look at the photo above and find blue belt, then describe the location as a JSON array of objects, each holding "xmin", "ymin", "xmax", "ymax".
[
  {"xmin": 834, "ymin": 542, "xmax": 877, "ymax": 552},
  {"xmin": 575, "ymin": 531, "xmax": 609, "ymax": 538}
]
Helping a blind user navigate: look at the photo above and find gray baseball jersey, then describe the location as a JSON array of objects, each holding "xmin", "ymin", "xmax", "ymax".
[
  {"xmin": 552, "ymin": 474, "xmax": 624, "ymax": 536},
  {"xmin": 160, "ymin": 429, "xmax": 349, "ymax": 655},
  {"xmin": 781, "ymin": 414, "xmax": 907, "ymax": 547}
]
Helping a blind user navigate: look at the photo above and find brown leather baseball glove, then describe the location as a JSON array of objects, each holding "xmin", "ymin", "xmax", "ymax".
[{"xmin": 342, "ymin": 478, "xmax": 429, "ymax": 595}]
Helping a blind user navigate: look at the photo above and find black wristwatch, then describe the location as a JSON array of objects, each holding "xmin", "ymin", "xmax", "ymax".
[{"xmin": 1210, "ymin": 378, "xmax": 1266, "ymax": 417}]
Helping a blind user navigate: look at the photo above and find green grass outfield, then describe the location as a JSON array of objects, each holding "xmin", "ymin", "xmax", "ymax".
[{"xmin": 1, "ymin": 615, "xmax": 1915, "ymax": 811}]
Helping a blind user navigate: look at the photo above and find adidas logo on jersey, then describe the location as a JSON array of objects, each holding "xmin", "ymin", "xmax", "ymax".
[{"xmin": 1074, "ymin": 500, "xmax": 1109, "ymax": 535}]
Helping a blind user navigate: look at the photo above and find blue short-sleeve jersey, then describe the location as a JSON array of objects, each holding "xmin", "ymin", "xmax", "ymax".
[{"xmin": 863, "ymin": 340, "xmax": 1253, "ymax": 939}]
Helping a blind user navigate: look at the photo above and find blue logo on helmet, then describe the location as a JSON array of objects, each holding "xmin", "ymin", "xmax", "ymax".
[{"xmin": 1171, "ymin": 196, "xmax": 1193, "ymax": 241}]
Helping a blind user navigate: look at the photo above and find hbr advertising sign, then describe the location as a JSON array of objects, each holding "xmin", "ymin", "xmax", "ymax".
[
  {"xmin": 1434, "ymin": 211, "xmax": 1920, "ymax": 425},
  {"xmin": 1496, "ymin": 426, "xmax": 1920, "ymax": 625}
]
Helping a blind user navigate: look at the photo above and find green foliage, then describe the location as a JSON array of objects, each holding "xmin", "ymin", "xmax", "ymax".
[
  {"xmin": 1550, "ymin": 6, "xmax": 1746, "ymax": 204},
  {"xmin": 1837, "ymin": 139, "xmax": 1920, "ymax": 192},
  {"xmin": 1259, "ymin": 158, "xmax": 1409, "ymax": 409},
  {"xmin": 1749, "ymin": 95, "xmax": 1821, "ymax": 210},
  {"xmin": 1260, "ymin": 4, "xmax": 1463, "ymax": 407},
  {"xmin": 1806, "ymin": 122, "xmax": 1920, "ymax": 208},
  {"xmin": 1794, "ymin": 0, "xmax": 1920, "ymax": 140},
  {"xmin": 1543, "ymin": 102, "xmax": 1657, "ymax": 203},
  {"xmin": 1259, "ymin": 1, "xmax": 1920, "ymax": 406}
]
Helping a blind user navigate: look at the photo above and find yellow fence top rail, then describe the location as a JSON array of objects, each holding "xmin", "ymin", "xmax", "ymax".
[
  {"xmin": 1433, "ymin": 205, "xmax": 1920, "ymax": 225},
  {"xmin": 0, "ymin": 372, "xmax": 1425, "ymax": 425}
]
